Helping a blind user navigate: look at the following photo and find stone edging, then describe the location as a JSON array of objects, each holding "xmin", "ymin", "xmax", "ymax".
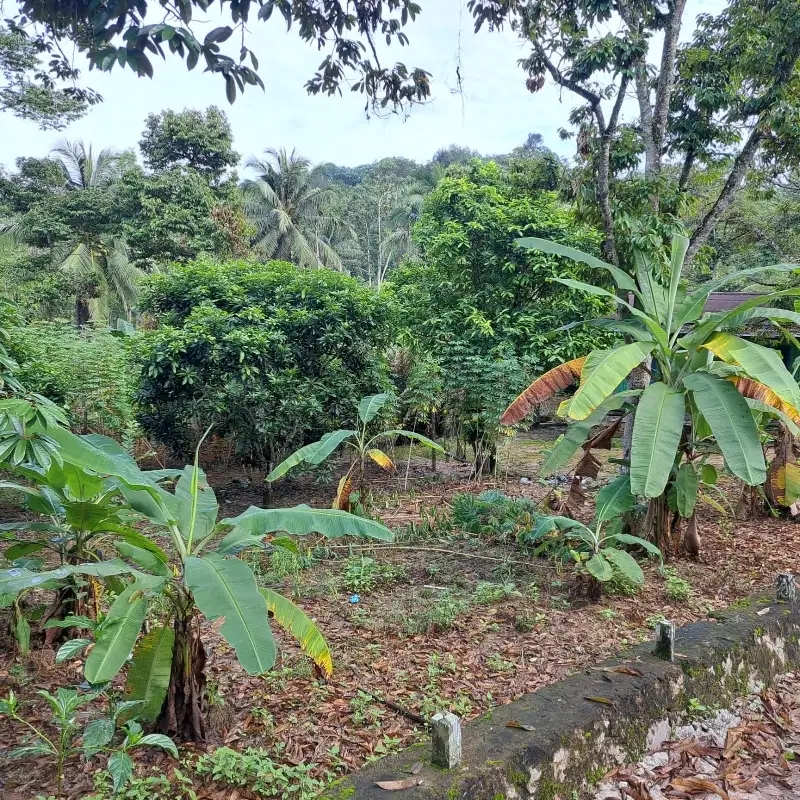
[{"xmin": 324, "ymin": 591, "xmax": 799, "ymax": 799}]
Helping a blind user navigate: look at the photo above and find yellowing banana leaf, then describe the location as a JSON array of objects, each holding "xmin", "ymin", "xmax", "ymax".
[
  {"xmin": 260, "ymin": 588, "xmax": 332, "ymax": 676},
  {"xmin": 367, "ymin": 448, "xmax": 394, "ymax": 471},
  {"xmin": 501, "ymin": 358, "xmax": 586, "ymax": 424}
]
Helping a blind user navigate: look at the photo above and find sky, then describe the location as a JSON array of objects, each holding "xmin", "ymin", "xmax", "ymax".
[{"xmin": 0, "ymin": 0, "xmax": 727, "ymax": 172}]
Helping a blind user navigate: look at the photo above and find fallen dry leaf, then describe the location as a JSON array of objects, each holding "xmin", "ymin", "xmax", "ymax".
[
  {"xmin": 506, "ymin": 720, "xmax": 536, "ymax": 731},
  {"xmin": 375, "ymin": 778, "xmax": 424, "ymax": 791},
  {"xmin": 585, "ymin": 696, "xmax": 615, "ymax": 705},
  {"xmin": 670, "ymin": 776, "xmax": 729, "ymax": 799}
]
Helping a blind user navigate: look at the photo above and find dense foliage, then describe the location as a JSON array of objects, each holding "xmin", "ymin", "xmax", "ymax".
[{"xmin": 135, "ymin": 258, "xmax": 395, "ymax": 463}]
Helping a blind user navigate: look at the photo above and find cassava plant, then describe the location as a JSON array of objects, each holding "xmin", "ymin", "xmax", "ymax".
[
  {"xmin": 502, "ymin": 234, "xmax": 800, "ymax": 555},
  {"xmin": 522, "ymin": 475, "xmax": 662, "ymax": 599},
  {"xmin": 265, "ymin": 393, "xmax": 443, "ymax": 510},
  {"xmin": 0, "ymin": 427, "xmax": 393, "ymax": 742}
]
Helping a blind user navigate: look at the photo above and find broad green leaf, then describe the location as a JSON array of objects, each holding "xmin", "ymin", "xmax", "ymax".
[
  {"xmin": 683, "ymin": 372, "xmax": 766, "ymax": 486},
  {"xmin": 585, "ymin": 553, "xmax": 614, "ymax": 582},
  {"xmin": 108, "ymin": 751, "xmax": 134, "ymax": 794},
  {"xmin": 702, "ymin": 333, "xmax": 800, "ymax": 411},
  {"xmin": 260, "ymin": 588, "xmax": 332, "ymax": 676},
  {"xmin": 374, "ymin": 430, "xmax": 444, "ymax": 451},
  {"xmin": 82, "ymin": 718, "xmax": 114, "ymax": 754},
  {"xmin": 683, "ymin": 289, "xmax": 800, "ymax": 348},
  {"xmin": 676, "ymin": 464, "xmax": 699, "ymax": 518},
  {"xmin": 602, "ymin": 548, "xmax": 644, "ymax": 584},
  {"xmin": 552, "ymin": 278, "xmax": 669, "ymax": 350},
  {"xmin": 745, "ymin": 398, "xmax": 800, "ymax": 437},
  {"xmin": 357, "ymin": 393, "xmax": 392, "ymax": 423},
  {"xmin": 55, "ymin": 638, "xmax": 90, "ymax": 663},
  {"xmin": 124, "ymin": 625, "xmax": 174, "ymax": 722},
  {"xmin": 0, "ymin": 559, "xmax": 137, "ymax": 597},
  {"xmin": 569, "ymin": 342, "xmax": 654, "ymax": 420},
  {"xmin": 44, "ymin": 615, "xmax": 95, "ymax": 630},
  {"xmin": 136, "ymin": 733, "xmax": 178, "ymax": 758},
  {"xmin": 630, "ymin": 383, "xmax": 685, "ymax": 497},
  {"xmin": 4, "ymin": 542, "xmax": 46, "ymax": 561},
  {"xmin": 222, "ymin": 505, "xmax": 393, "ymax": 541},
  {"xmin": 672, "ymin": 264, "xmax": 799, "ymax": 331},
  {"xmin": 540, "ymin": 392, "xmax": 638, "ymax": 476},
  {"xmin": 515, "ymin": 236, "xmax": 640, "ymax": 293},
  {"xmin": 595, "ymin": 475, "xmax": 635, "ymax": 522},
  {"xmin": 720, "ymin": 306, "xmax": 800, "ymax": 331},
  {"xmin": 605, "ymin": 532, "xmax": 662, "ymax": 559},
  {"xmin": 85, "ymin": 585, "xmax": 148, "ymax": 684},
  {"xmin": 634, "ymin": 250, "xmax": 668, "ymax": 325},
  {"xmin": 184, "ymin": 554, "xmax": 275, "ymax": 675},
  {"xmin": 265, "ymin": 430, "xmax": 356, "ymax": 482},
  {"xmin": 174, "ymin": 464, "xmax": 218, "ymax": 545},
  {"xmin": 666, "ymin": 234, "xmax": 690, "ymax": 336},
  {"xmin": 700, "ymin": 463, "xmax": 718, "ymax": 486}
]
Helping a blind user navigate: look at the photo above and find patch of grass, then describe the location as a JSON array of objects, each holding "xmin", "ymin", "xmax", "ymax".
[
  {"xmin": 341, "ymin": 556, "xmax": 408, "ymax": 594},
  {"xmin": 404, "ymin": 590, "xmax": 470, "ymax": 634},
  {"xmin": 666, "ymin": 574, "xmax": 691, "ymax": 602},
  {"xmin": 473, "ymin": 581, "xmax": 521, "ymax": 605}
]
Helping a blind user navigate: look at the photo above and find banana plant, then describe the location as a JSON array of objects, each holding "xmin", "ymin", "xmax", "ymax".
[
  {"xmin": 502, "ymin": 234, "xmax": 800, "ymax": 554},
  {"xmin": 523, "ymin": 475, "xmax": 662, "ymax": 599},
  {"xmin": 0, "ymin": 427, "xmax": 393, "ymax": 742},
  {"xmin": 266, "ymin": 393, "xmax": 443, "ymax": 510}
]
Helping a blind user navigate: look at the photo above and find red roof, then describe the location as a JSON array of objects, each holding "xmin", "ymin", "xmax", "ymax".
[{"xmin": 703, "ymin": 292, "xmax": 765, "ymax": 312}]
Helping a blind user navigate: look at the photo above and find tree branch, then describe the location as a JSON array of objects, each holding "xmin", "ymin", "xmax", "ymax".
[
  {"xmin": 687, "ymin": 125, "xmax": 765, "ymax": 263},
  {"xmin": 651, "ymin": 0, "xmax": 687, "ymax": 162},
  {"xmin": 678, "ymin": 148, "xmax": 695, "ymax": 190}
]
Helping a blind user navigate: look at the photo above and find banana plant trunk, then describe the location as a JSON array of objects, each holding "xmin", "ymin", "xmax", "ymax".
[{"xmin": 158, "ymin": 612, "xmax": 207, "ymax": 742}]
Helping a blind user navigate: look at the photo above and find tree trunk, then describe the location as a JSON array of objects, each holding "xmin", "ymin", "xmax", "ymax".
[
  {"xmin": 158, "ymin": 613, "xmax": 207, "ymax": 743},
  {"xmin": 75, "ymin": 297, "xmax": 90, "ymax": 328}
]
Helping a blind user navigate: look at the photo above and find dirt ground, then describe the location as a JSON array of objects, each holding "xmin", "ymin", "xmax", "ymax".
[{"xmin": 1, "ymin": 431, "xmax": 799, "ymax": 799}]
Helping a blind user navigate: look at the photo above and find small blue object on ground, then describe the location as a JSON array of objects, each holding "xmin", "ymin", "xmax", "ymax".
[{"xmin": 349, "ymin": 594, "xmax": 360, "ymax": 604}]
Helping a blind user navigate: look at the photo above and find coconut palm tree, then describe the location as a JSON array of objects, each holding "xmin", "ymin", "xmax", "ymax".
[
  {"xmin": 49, "ymin": 140, "xmax": 141, "ymax": 326},
  {"xmin": 241, "ymin": 148, "xmax": 348, "ymax": 270},
  {"xmin": 51, "ymin": 140, "xmax": 123, "ymax": 190}
]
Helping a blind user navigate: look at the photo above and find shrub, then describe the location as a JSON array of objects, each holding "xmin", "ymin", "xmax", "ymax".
[
  {"xmin": 194, "ymin": 746, "xmax": 323, "ymax": 799},
  {"xmin": 450, "ymin": 490, "xmax": 536, "ymax": 538},
  {"xmin": 134, "ymin": 258, "xmax": 395, "ymax": 463},
  {"xmin": 12, "ymin": 322, "xmax": 137, "ymax": 441}
]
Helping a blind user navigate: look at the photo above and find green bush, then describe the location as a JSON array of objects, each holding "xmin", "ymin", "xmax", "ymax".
[
  {"xmin": 134, "ymin": 258, "xmax": 395, "ymax": 462},
  {"xmin": 665, "ymin": 574, "xmax": 692, "ymax": 602},
  {"xmin": 12, "ymin": 322, "xmax": 138, "ymax": 441},
  {"xmin": 194, "ymin": 746, "xmax": 323, "ymax": 799},
  {"xmin": 450, "ymin": 490, "xmax": 537, "ymax": 538}
]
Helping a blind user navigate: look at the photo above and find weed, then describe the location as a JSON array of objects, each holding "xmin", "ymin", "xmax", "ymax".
[
  {"xmin": 341, "ymin": 556, "xmax": 407, "ymax": 594},
  {"xmin": 450, "ymin": 490, "xmax": 536, "ymax": 539},
  {"xmin": 194, "ymin": 747, "xmax": 323, "ymax": 799},
  {"xmin": 404, "ymin": 591, "xmax": 470, "ymax": 634},
  {"xmin": 685, "ymin": 697, "xmax": 718, "ymax": 720},
  {"xmin": 598, "ymin": 608, "xmax": 617, "ymax": 621},
  {"xmin": 473, "ymin": 581, "xmax": 520, "ymax": 604},
  {"xmin": 349, "ymin": 690, "xmax": 385, "ymax": 727},
  {"xmin": 645, "ymin": 612, "xmax": 667, "ymax": 628},
  {"xmin": 485, "ymin": 653, "xmax": 515, "ymax": 672},
  {"xmin": 549, "ymin": 595, "xmax": 571, "ymax": 611},
  {"xmin": 666, "ymin": 574, "xmax": 691, "ymax": 602}
]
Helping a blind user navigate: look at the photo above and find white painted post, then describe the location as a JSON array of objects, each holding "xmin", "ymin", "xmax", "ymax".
[
  {"xmin": 777, "ymin": 573, "xmax": 797, "ymax": 603},
  {"xmin": 654, "ymin": 619, "xmax": 675, "ymax": 661},
  {"xmin": 431, "ymin": 711, "xmax": 461, "ymax": 769}
]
